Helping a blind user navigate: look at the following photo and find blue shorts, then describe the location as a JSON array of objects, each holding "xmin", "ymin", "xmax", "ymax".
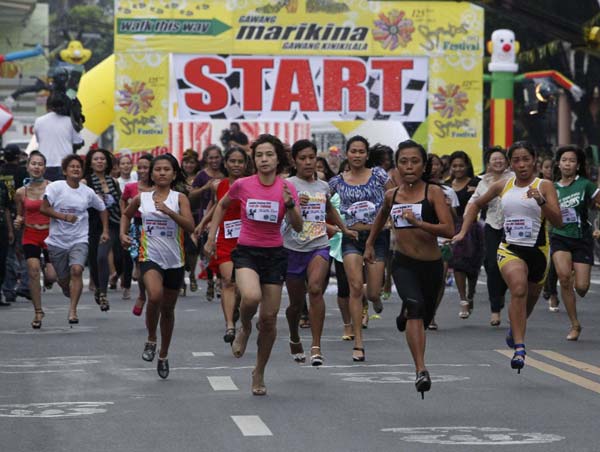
[{"xmin": 341, "ymin": 230, "xmax": 387, "ymax": 262}]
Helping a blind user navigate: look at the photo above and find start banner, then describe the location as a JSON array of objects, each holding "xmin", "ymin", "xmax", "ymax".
[{"xmin": 171, "ymin": 55, "xmax": 427, "ymax": 122}]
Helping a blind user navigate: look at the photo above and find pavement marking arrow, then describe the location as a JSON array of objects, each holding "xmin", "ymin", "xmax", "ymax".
[{"xmin": 496, "ymin": 350, "xmax": 600, "ymax": 394}]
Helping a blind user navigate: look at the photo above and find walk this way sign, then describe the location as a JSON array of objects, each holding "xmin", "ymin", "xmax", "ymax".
[{"xmin": 114, "ymin": 1, "xmax": 483, "ymax": 169}]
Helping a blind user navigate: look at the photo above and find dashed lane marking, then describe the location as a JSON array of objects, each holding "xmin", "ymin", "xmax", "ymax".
[
  {"xmin": 207, "ymin": 376, "xmax": 238, "ymax": 391},
  {"xmin": 192, "ymin": 352, "xmax": 215, "ymax": 357},
  {"xmin": 496, "ymin": 350, "xmax": 600, "ymax": 394},
  {"xmin": 231, "ymin": 415, "xmax": 273, "ymax": 436},
  {"xmin": 532, "ymin": 350, "xmax": 600, "ymax": 377}
]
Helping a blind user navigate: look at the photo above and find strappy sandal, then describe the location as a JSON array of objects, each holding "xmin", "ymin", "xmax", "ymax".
[
  {"xmin": 68, "ymin": 312, "xmax": 79, "ymax": 325},
  {"xmin": 458, "ymin": 300, "xmax": 470, "ymax": 319},
  {"xmin": 289, "ymin": 339, "xmax": 306, "ymax": 363},
  {"xmin": 310, "ymin": 346, "xmax": 324, "ymax": 366},
  {"xmin": 99, "ymin": 292, "xmax": 110, "ymax": 312},
  {"xmin": 352, "ymin": 347, "xmax": 365, "ymax": 362},
  {"xmin": 251, "ymin": 371, "xmax": 267, "ymax": 396},
  {"xmin": 566, "ymin": 323, "xmax": 582, "ymax": 341},
  {"xmin": 223, "ymin": 327, "xmax": 236, "ymax": 344},
  {"xmin": 31, "ymin": 309, "xmax": 44, "ymax": 329},
  {"xmin": 341, "ymin": 323, "xmax": 354, "ymax": 341}
]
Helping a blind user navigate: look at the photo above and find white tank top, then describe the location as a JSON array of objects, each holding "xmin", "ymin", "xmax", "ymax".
[
  {"xmin": 500, "ymin": 176, "xmax": 546, "ymax": 247},
  {"xmin": 139, "ymin": 190, "xmax": 184, "ymax": 268}
]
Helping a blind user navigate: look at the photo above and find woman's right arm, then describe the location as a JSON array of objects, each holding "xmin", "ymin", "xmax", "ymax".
[
  {"xmin": 452, "ymin": 179, "xmax": 504, "ymax": 242},
  {"xmin": 204, "ymin": 194, "xmax": 231, "ymax": 257},
  {"xmin": 120, "ymin": 195, "xmax": 141, "ymax": 247}
]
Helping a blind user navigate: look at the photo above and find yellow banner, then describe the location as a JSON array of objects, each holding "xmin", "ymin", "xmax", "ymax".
[
  {"xmin": 114, "ymin": 53, "xmax": 169, "ymax": 152},
  {"xmin": 114, "ymin": 0, "xmax": 484, "ymax": 170}
]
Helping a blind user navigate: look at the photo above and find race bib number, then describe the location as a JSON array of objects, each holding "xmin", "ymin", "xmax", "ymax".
[
  {"xmin": 246, "ymin": 199, "xmax": 279, "ymax": 223},
  {"xmin": 560, "ymin": 207, "xmax": 578, "ymax": 224},
  {"xmin": 347, "ymin": 201, "xmax": 376, "ymax": 222},
  {"xmin": 391, "ymin": 204, "xmax": 422, "ymax": 228},
  {"xmin": 504, "ymin": 217, "xmax": 533, "ymax": 240},
  {"xmin": 145, "ymin": 215, "xmax": 176, "ymax": 238},
  {"xmin": 223, "ymin": 219, "xmax": 242, "ymax": 239},
  {"xmin": 301, "ymin": 201, "xmax": 326, "ymax": 223}
]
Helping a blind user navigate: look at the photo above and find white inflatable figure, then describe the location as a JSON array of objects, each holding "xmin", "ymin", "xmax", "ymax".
[{"xmin": 487, "ymin": 29, "xmax": 520, "ymax": 73}]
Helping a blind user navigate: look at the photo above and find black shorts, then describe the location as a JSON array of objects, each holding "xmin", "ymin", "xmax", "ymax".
[
  {"xmin": 231, "ymin": 245, "xmax": 287, "ymax": 285},
  {"xmin": 391, "ymin": 252, "xmax": 444, "ymax": 329},
  {"xmin": 550, "ymin": 234, "xmax": 594, "ymax": 265},
  {"xmin": 139, "ymin": 261, "xmax": 185, "ymax": 290},
  {"xmin": 23, "ymin": 244, "xmax": 50, "ymax": 262},
  {"xmin": 497, "ymin": 242, "xmax": 549, "ymax": 284}
]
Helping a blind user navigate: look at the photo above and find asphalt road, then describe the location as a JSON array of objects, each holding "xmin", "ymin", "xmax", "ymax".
[{"xmin": 1, "ymin": 269, "xmax": 600, "ymax": 452}]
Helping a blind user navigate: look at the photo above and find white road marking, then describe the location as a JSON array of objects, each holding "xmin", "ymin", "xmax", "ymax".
[
  {"xmin": 332, "ymin": 371, "xmax": 469, "ymax": 384},
  {"xmin": 207, "ymin": 376, "xmax": 238, "ymax": 391},
  {"xmin": 0, "ymin": 402, "xmax": 113, "ymax": 418},
  {"xmin": 192, "ymin": 352, "xmax": 215, "ymax": 357},
  {"xmin": 231, "ymin": 415, "xmax": 273, "ymax": 436},
  {"xmin": 381, "ymin": 426, "xmax": 563, "ymax": 445},
  {"xmin": 0, "ymin": 369, "xmax": 86, "ymax": 374}
]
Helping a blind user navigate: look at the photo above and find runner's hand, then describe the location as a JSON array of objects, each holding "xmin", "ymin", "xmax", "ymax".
[
  {"xmin": 120, "ymin": 233, "xmax": 132, "ymax": 249},
  {"xmin": 63, "ymin": 214, "xmax": 77, "ymax": 223},
  {"xmin": 155, "ymin": 201, "xmax": 174, "ymax": 216},
  {"xmin": 402, "ymin": 209, "xmax": 420, "ymax": 226},
  {"xmin": 451, "ymin": 231, "xmax": 466, "ymax": 244},
  {"xmin": 526, "ymin": 185, "xmax": 544, "ymax": 204},
  {"xmin": 343, "ymin": 228, "xmax": 359, "ymax": 240},
  {"xmin": 100, "ymin": 231, "xmax": 109, "ymax": 243},
  {"xmin": 13, "ymin": 215, "xmax": 23, "ymax": 230},
  {"xmin": 204, "ymin": 238, "xmax": 216, "ymax": 258},
  {"xmin": 283, "ymin": 183, "xmax": 294, "ymax": 205},
  {"xmin": 363, "ymin": 244, "xmax": 376, "ymax": 264},
  {"xmin": 299, "ymin": 193, "xmax": 310, "ymax": 206}
]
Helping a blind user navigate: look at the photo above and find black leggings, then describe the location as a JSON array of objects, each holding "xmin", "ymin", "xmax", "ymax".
[
  {"xmin": 391, "ymin": 252, "xmax": 443, "ymax": 329},
  {"xmin": 88, "ymin": 222, "xmax": 123, "ymax": 292},
  {"xmin": 484, "ymin": 224, "xmax": 508, "ymax": 313}
]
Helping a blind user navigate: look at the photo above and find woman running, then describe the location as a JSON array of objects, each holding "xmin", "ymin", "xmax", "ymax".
[
  {"xmin": 13, "ymin": 151, "xmax": 57, "ymax": 328},
  {"xmin": 190, "ymin": 145, "xmax": 224, "ymax": 301},
  {"xmin": 447, "ymin": 151, "xmax": 483, "ymax": 319},
  {"xmin": 120, "ymin": 154, "xmax": 194, "ymax": 379},
  {"xmin": 365, "ymin": 140, "xmax": 453, "ymax": 398},
  {"xmin": 328, "ymin": 136, "xmax": 393, "ymax": 362},
  {"xmin": 120, "ymin": 153, "xmax": 153, "ymax": 316},
  {"xmin": 283, "ymin": 139, "xmax": 355, "ymax": 366},
  {"xmin": 453, "ymin": 141, "xmax": 562, "ymax": 373},
  {"xmin": 40, "ymin": 155, "xmax": 109, "ymax": 324},
  {"xmin": 84, "ymin": 148, "xmax": 123, "ymax": 311},
  {"xmin": 180, "ymin": 149, "xmax": 202, "ymax": 293},
  {"xmin": 196, "ymin": 147, "xmax": 250, "ymax": 344},
  {"xmin": 468, "ymin": 147, "xmax": 512, "ymax": 326},
  {"xmin": 205, "ymin": 134, "xmax": 302, "ymax": 395},
  {"xmin": 550, "ymin": 145, "xmax": 600, "ymax": 340}
]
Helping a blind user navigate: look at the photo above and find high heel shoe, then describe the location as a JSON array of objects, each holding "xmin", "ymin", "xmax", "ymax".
[
  {"xmin": 157, "ymin": 358, "xmax": 169, "ymax": 379},
  {"xmin": 341, "ymin": 323, "xmax": 354, "ymax": 341},
  {"xmin": 458, "ymin": 300, "xmax": 470, "ymax": 319},
  {"xmin": 31, "ymin": 309, "xmax": 45, "ymax": 329},
  {"xmin": 352, "ymin": 347, "xmax": 365, "ymax": 362},
  {"xmin": 415, "ymin": 370, "xmax": 431, "ymax": 399},
  {"xmin": 511, "ymin": 344, "xmax": 526, "ymax": 374},
  {"xmin": 310, "ymin": 346, "xmax": 324, "ymax": 366},
  {"xmin": 99, "ymin": 292, "xmax": 110, "ymax": 312},
  {"xmin": 289, "ymin": 339, "xmax": 306, "ymax": 363},
  {"xmin": 566, "ymin": 324, "xmax": 582, "ymax": 341},
  {"xmin": 68, "ymin": 311, "xmax": 79, "ymax": 325},
  {"xmin": 223, "ymin": 328, "xmax": 236, "ymax": 344},
  {"xmin": 142, "ymin": 342, "xmax": 157, "ymax": 362}
]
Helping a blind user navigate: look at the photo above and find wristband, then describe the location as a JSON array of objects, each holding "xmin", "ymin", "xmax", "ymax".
[
  {"xmin": 537, "ymin": 197, "xmax": 546, "ymax": 206},
  {"xmin": 285, "ymin": 200, "xmax": 296, "ymax": 209}
]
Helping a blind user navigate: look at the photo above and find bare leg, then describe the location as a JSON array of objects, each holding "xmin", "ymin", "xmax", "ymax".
[
  {"xmin": 501, "ymin": 260, "xmax": 529, "ymax": 346},
  {"xmin": 68, "ymin": 265, "xmax": 84, "ymax": 319},
  {"xmin": 158, "ymin": 288, "xmax": 179, "ymax": 359},
  {"xmin": 219, "ymin": 261, "xmax": 237, "ymax": 329},
  {"xmin": 231, "ymin": 268, "xmax": 262, "ymax": 358},
  {"xmin": 343, "ymin": 254, "xmax": 366, "ymax": 360},
  {"xmin": 143, "ymin": 269, "xmax": 164, "ymax": 344},
  {"xmin": 405, "ymin": 319, "xmax": 426, "ymax": 372}
]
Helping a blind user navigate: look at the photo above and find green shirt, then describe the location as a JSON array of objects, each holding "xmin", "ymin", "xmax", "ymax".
[{"xmin": 552, "ymin": 176, "xmax": 599, "ymax": 239}]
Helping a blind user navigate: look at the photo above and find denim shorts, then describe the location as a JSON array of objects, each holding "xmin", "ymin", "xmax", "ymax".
[{"xmin": 341, "ymin": 230, "xmax": 388, "ymax": 262}]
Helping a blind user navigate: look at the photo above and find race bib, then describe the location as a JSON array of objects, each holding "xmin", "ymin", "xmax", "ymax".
[
  {"xmin": 145, "ymin": 215, "xmax": 176, "ymax": 238},
  {"xmin": 560, "ymin": 207, "xmax": 578, "ymax": 224},
  {"xmin": 504, "ymin": 217, "xmax": 533, "ymax": 240},
  {"xmin": 223, "ymin": 219, "xmax": 242, "ymax": 239},
  {"xmin": 347, "ymin": 201, "xmax": 376, "ymax": 222},
  {"xmin": 246, "ymin": 199, "xmax": 279, "ymax": 223},
  {"xmin": 391, "ymin": 203, "xmax": 422, "ymax": 228},
  {"xmin": 301, "ymin": 200, "xmax": 326, "ymax": 223}
]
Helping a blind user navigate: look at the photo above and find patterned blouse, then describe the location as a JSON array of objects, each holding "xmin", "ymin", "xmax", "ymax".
[{"xmin": 329, "ymin": 167, "xmax": 389, "ymax": 226}]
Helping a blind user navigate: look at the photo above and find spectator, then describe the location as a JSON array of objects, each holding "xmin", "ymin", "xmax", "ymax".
[
  {"xmin": 34, "ymin": 93, "xmax": 84, "ymax": 181},
  {"xmin": 220, "ymin": 122, "xmax": 249, "ymax": 151},
  {"xmin": 0, "ymin": 144, "xmax": 29, "ymax": 302}
]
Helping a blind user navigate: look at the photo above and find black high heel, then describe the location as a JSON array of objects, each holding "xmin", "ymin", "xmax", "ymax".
[
  {"xmin": 31, "ymin": 309, "xmax": 44, "ymax": 329},
  {"xmin": 511, "ymin": 343, "xmax": 526, "ymax": 374},
  {"xmin": 223, "ymin": 328, "xmax": 236, "ymax": 344},
  {"xmin": 157, "ymin": 358, "xmax": 169, "ymax": 379},
  {"xmin": 352, "ymin": 347, "xmax": 365, "ymax": 362},
  {"xmin": 415, "ymin": 370, "xmax": 431, "ymax": 399}
]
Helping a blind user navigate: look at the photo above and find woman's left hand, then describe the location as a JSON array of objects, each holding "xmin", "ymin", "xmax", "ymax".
[{"xmin": 155, "ymin": 201, "xmax": 174, "ymax": 216}]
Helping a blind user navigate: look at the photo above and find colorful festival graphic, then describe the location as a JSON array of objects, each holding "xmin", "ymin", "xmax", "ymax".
[
  {"xmin": 433, "ymin": 84, "xmax": 469, "ymax": 119},
  {"xmin": 118, "ymin": 81, "xmax": 155, "ymax": 116},
  {"xmin": 373, "ymin": 10, "xmax": 415, "ymax": 50}
]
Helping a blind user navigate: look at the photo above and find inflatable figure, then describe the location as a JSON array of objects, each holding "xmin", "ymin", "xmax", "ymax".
[{"xmin": 484, "ymin": 29, "xmax": 583, "ymax": 148}]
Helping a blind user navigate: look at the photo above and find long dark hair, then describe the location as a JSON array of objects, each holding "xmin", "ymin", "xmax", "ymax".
[
  {"xmin": 395, "ymin": 139, "xmax": 432, "ymax": 182},
  {"xmin": 84, "ymin": 148, "xmax": 113, "ymax": 176},
  {"xmin": 149, "ymin": 154, "xmax": 185, "ymax": 188},
  {"xmin": 556, "ymin": 145, "xmax": 588, "ymax": 179},
  {"xmin": 448, "ymin": 150, "xmax": 475, "ymax": 180},
  {"xmin": 317, "ymin": 156, "xmax": 335, "ymax": 181},
  {"xmin": 220, "ymin": 146, "xmax": 251, "ymax": 177}
]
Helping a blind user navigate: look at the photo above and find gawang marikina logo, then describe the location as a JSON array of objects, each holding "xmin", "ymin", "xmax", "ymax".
[{"xmin": 236, "ymin": 15, "xmax": 368, "ymax": 51}]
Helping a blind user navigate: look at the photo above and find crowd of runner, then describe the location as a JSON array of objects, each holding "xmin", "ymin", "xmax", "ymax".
[{"xmin": 1, "ymin": 135, "xmax": 599, "ymax": 397}]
